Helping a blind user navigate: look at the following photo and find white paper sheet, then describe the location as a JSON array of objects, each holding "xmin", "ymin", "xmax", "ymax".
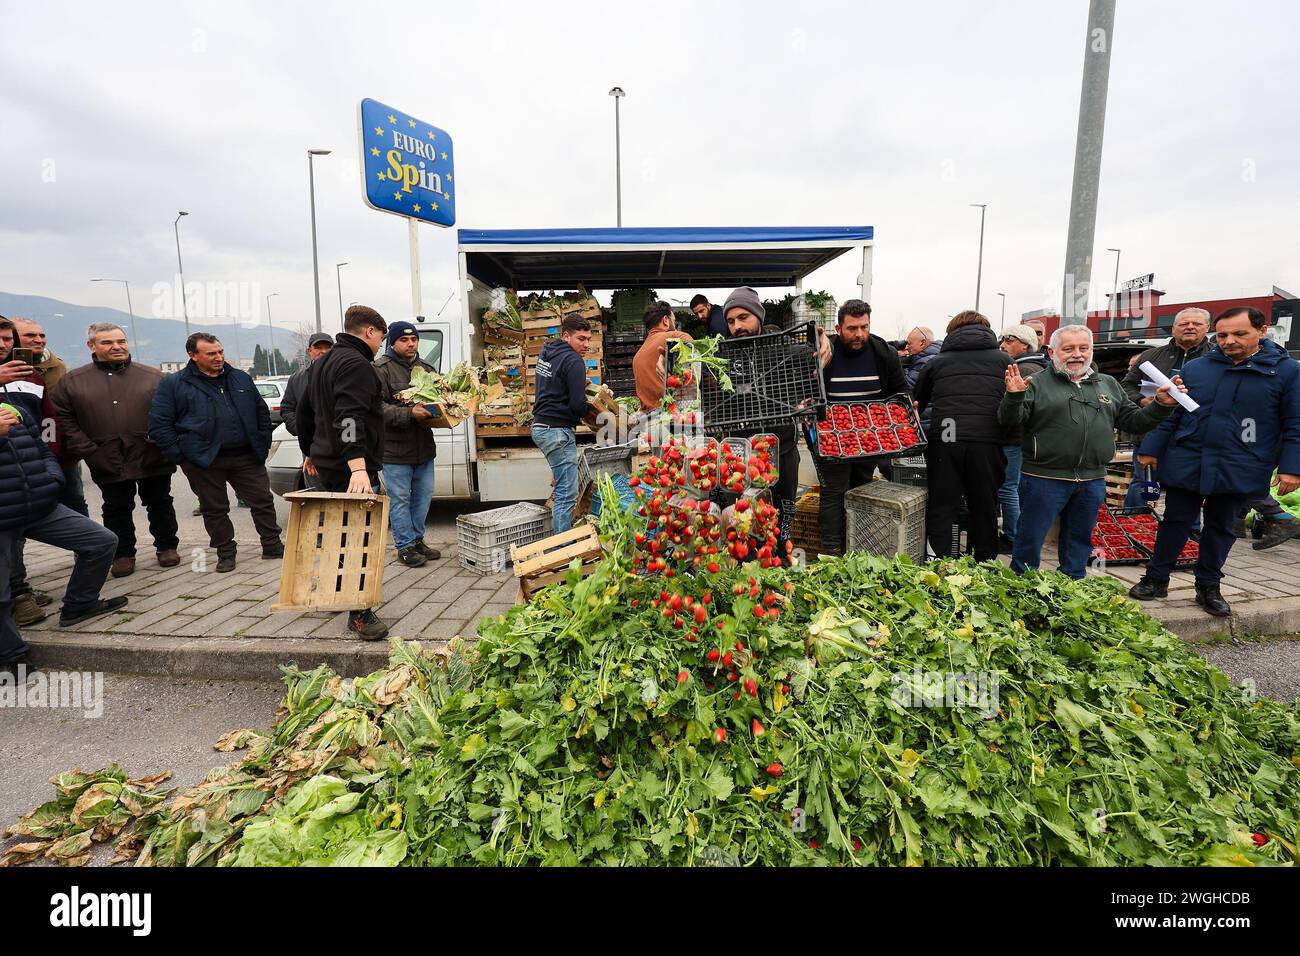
[{"xmin": 1139, "ymin": 361, "xmax": 1199, "ymax": 413}]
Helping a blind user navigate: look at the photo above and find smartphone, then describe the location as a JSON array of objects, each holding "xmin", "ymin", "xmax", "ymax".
[{"xmin": 10, "ymin": 347, "xmax": 35, "ymax": 365}]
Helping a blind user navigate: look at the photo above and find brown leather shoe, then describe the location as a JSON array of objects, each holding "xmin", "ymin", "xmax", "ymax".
[
  {"xmin": 157, "ymin": 549, "xmax": 181, "ymax": 568},
  {"xmin": 110, "ymin": 557, "xmax": 136, "ymax": 578}
]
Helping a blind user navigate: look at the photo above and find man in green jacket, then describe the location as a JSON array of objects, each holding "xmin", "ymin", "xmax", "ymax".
[{"xmin": 997, "ymin": 325, "xmax": 1184, "ymax": 579}]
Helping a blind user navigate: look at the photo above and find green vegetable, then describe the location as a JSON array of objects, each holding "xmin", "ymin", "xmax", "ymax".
[{"xmin": 6, "ymin": 479, "xmax": 1298, "ymax": 867}]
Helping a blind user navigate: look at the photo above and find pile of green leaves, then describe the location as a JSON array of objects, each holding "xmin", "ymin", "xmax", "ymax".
[
  {"xmin": 396, "ymin": 363, "xmax": 493, "ymax": 419},
  {"xmin": 6, "ymin": 483, "xmax": 1299, "ymax": 867},
  {"xmin": 2, "ymin": 767, "xmax": 173, "ymax": 866}
]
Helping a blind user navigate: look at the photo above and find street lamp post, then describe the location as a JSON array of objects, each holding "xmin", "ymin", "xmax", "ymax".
[
  {"xmin": 970, "ymin": 203, "xmax": 987, "ymax": 311},
  {"xmin": 90, "ymin": 278, "xmax": 140, "ymax": 362},
  {"xmin": 265, "ymin": 293, "xmax": 280, "ymax": 376},
  {"xmin": 335, "ymin": 262, "xmax": 348, "ymax": 328},
  {"xmin": 173, "ymin": 211, "xmax": 191, "ymax": 336},
  {"xmin": 996, "ymin": 292, "xmax": 1006, "ymax": 328},
  {"xmin": 609, "ymin": 87, "xmax": 625, "ymax": 227},
  {"xmin": 1107, "ymin": 247, "xmax": 1122, "ymax": 318},
  {"xmin": 308, "ymin": 149, "xmax": 331, "ymax": 334}
]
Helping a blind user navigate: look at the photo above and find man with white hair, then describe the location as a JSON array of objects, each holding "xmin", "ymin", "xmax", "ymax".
[
  {"xmin": 997, "ymin": 325, "xmax": 1185, "ymax": 579},
  {"xmin": 1119, "ymin": 307, "xmax": 1213, "ymax": 515},
  {"xmin": 902, "ymin": 326, "xmax": 941, "ymax": 390}
]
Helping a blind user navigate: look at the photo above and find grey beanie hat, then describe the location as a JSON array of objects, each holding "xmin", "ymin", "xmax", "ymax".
[{"xmin": 722, "ymin": 286, "xmax": 765, "ymax": 322}]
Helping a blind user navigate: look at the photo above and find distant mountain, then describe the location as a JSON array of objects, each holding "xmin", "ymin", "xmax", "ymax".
[{"xmin": 0, "ymin": 291, "xmax": 310, "ymax": 370}]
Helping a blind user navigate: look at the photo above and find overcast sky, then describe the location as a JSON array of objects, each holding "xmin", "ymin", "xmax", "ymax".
[{"xmin": 2, "ymin": 0, "xmax": 1297, "ymax": 341}]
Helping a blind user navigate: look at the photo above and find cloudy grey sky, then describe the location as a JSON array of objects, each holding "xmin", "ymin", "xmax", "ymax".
[{"xmin": 2, "ymin": 0, "xmax": 1297, "ymax": 341}]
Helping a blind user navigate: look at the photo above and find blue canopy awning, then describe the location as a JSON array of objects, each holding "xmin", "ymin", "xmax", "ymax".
[{"xmin": 456, "ymin": 226, "xmax": 873, "ymax": 291}]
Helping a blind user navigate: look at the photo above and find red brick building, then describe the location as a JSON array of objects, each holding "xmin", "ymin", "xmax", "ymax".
[{"xmin": 1023, "ymin": 282, "xmax": 1300, "ymax": 350}]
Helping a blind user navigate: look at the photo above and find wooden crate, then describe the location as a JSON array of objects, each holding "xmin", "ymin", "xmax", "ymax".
[
  {"xmin": 512, "ymin": 524, "xmax": 604, "ymax": 602},
  {"xmin": 275, "ymin": 492, "xmax": 389, "ymax": 611},
  {"xmin": 792, "ymin": 489, "xmax": 823, "ymax": 559}
]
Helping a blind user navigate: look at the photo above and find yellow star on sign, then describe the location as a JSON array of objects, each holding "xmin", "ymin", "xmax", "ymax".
[
  {"xmin": 427, "ymin": 130, "xmax": 435, "ymax": 139},
  {"xmin": 393, "ymin": 192, "xmax": 402, "ymax": 201},
  {"xmin": 370, "ymin": 146, "xmax": 380, "ymax": 157},
  {"xmin": 375, "ymin": 171, "xmax": 385, "ymax": 180},
  {"xmin": 408, "ymin": 118, "xmax": 416, "ymax": 127},
  {"xmin": 447, "ymin": 174, "xmax": 453, "ymax": 182},
  {"xmin": 388, "ymin": 114, "xmax": 397, "ymax": 124},
  {"xmin": 441, "ymin": 152, "xmax": 448, "ymax": 160},
  {"xmin": 444, "ymin": 192, "xmax": 451, "ymax": 200},
  {"xmin": 412, "ymin": 203, "xmax": 421, "ymax": 212},
  {"xmin": 431, "ymin": 203, "xmax": 439, "ymax": 211},
  {"xmin": 373, "ymin": 126, "xmax": 384, "ymax": 136}
]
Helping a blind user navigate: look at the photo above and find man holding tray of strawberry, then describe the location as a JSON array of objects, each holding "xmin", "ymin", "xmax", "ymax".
[
  {"xmin": 999, "ymin": 325, "xmax": 1184, "ymax": 581},
  {"xmin": 1128, "ymin": 307, "xmax": 1300, "ymax": 617}
]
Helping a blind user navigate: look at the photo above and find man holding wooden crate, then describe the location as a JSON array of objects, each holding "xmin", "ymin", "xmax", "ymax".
[
  {"xmin": 374, "ymin": 321, "xmax": 441, "ymax": 568},
  {"xmin": 298, "ymin": 306, "xmax": 390, "ymax": 641},
  {"xmin": 531, "ymin": 315, "xmax": 596, "ymax": 534}
]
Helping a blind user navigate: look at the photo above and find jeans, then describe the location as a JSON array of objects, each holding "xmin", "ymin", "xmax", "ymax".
[
  {"xmin": 1147, "ymin": 486, "xmax": 1245, "ymax": 587},
  {"xmin": 997, "ymin": 445, "xmax": 1023, "ymax": 541},
  {"xmin": 60, "ymin": 462, "xmax": 89, "ymax": 516},
  {"xmin": 1011, "ymin": 474, "xmax": 1107, "ymax": 580},
  {"xmin": 532, "ymin": 425, "xmax": 578, "ymax": 534},
  {"xmin": 97, "ymin": 474, "xmax": 180, "ymax": 559},
  {"xmin": 0, "ymin": 504, "xmax": 119, "ymax": 662},
  {"xmin": 181, "ymin": 451, "xmax": 282, "ymax": 556},
  {"xmin": 924, "ymin": 442, "xmax": 1005, "ymax": 561},
  {"xmin": 382, "ymin": 460, "xmax": 435, "ymax": 550}
]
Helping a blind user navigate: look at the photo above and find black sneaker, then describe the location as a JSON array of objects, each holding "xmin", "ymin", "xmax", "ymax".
[
  {"xmin": 414, "ymin": 540, "xmax": 442, "ymax": 561},
  {"xmin": 397, "ymin": 546, "xmax": 427, "ymax": 568},
  {"xmin": 262, "ymin": 542, "xmax": 285, "ymax": 560},
  {"xmin": 59, "ymin": 596, "xmax": 129, "ymax": 627},
  {"xmin": 216, "ymin": 554, "xmax": 237, "ymax": 573},
  {"xmin": 1195, "ymin": 584, "xmax": 1232, "ymax": 618},
  {"xmin": 1253, "ymin": 519, "xmax": 1300, "ymax": 552},
  {"xmin": 997, "ymin": 534, "xmax": 1015, "ymax": 555},
  {"xmin": 348, "ymin": 609, "xmax": 389, "ymax": 641},
  {"xmin": 1128, "ymin": 577, "xmax": 1169, "ymax": 600}
]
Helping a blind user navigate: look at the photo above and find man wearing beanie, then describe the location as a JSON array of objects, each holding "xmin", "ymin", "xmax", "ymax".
[
  {"xmin": 721, "ymin": 287, "xmax": 804, "ymax": 555},
  {"xmin": 374, "ymin": 321, "xmax": 441, "ymax": 567},
  {"xmin": 280, "ymin": 332, "xmax": 333, "ymax": 437},
  {"xmin": 297, "ymin": 305, "xmax": 390, "ymax": 641}
]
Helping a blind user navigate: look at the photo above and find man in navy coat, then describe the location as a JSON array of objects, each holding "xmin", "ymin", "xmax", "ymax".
[{"xmin": 1128, "ymin": 307, "xmax": 1300, "ymax": 616}]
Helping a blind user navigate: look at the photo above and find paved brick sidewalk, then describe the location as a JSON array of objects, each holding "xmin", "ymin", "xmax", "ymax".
[{"xmin": 17, "ymin": 481, "xmax": 1300, "ymax": 678}]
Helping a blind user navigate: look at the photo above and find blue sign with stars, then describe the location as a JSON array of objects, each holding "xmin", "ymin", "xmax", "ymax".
[{"xmin": 358, "ymin": 97, "xmax": 455, "ymax": 227}]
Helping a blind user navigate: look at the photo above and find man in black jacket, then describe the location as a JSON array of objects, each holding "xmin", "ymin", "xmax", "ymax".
[
  {"xmin": 149, "ymin": 332, "xmax": 282, "ymax": 573},
  {"xmin": 0, "ymin": 405, "xmax": 125, "ymax": 672},
  {"xmin": 298, "ymin": 305, "xmax": 389, "ymax": 641},
  {"xmin": 374, "ymin": 321, "xmax": 441, "ymax": 568},
  {"xmin": 531, "ymin": 315, "xmax": 595, "ymax": 535},
  {"xmin": 280, "ymin": 333, "xmax": 333, "ymax": 436},
  {"xmin": 813, "ymin": 298, "xmax": 907, "ymax": 555},
  {"xmin": 914, "ymin": 311, "xmax": 1011, "ymax": 561}
]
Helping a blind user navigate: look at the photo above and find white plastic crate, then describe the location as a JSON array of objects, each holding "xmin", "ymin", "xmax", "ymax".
[
  {"xmin": 457, "ymin": 502, "xmax": 551, "ymax": 573},
  {"xmin": 845, "ymin": 481, "xmax": 927, "ymax": 562}
]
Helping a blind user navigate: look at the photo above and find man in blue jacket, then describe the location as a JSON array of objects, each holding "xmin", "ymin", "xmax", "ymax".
[
  {"xmin": 0, "ymin": 404, "xmax": 125, "ymax": 674},
  {"xmin": 531, "ymin": 316, "xmax": 596, "ymax": 534},
  {"xmin": 1129, "ymin": 307, "xmax": 1300, "ymax": 617},
  {"xmin": 149, "ymin": 332, "xmax": 282, "ymax": 573}
]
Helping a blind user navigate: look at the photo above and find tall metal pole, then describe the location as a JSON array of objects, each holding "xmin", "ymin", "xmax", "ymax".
[
  {"xmin": 1061, "ymin": 0, "xmax": 1117, "ymax": 326},
  {"xmin": 970, "ymin": 203, "xmax": 987, "ymax": 311},
  {"xmin": 997, "ymin": 292, "xmax": 1006, "ymax": 327},
  {"xmin": 266, "ymin": 293, "xmax": 279, "ymax": 376},
  {"xmin": 173, "ymin": 211, "xmax": 191, "ymax": 337},
  {"xmin": 609, "ymin": 87, "xmax": 625, "ymax": 227},
  {"xmin": 335, "ymin": 262, "xmax": 347, "ymax": 329},
  {"xmin": 308, "ymin": 149, "xmax": 331, "ymax": 333},
  {"xmin": 1107, "ymin": 247, "xmax": 1121, "ymax": 317},
  {"xmin": 91, "ymin": 278, "xmax": 140, "ymax": 363}
]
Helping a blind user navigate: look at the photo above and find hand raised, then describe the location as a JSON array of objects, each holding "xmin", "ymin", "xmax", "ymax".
[{"xmin": 1004, "ymin": 364, "xmax": 1028, "ymax": 393}]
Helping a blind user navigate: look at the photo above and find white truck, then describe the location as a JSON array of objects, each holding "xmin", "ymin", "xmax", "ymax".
[{"xmin": 266, "ymin": 225, "xmax": 874, "ymax": 500}]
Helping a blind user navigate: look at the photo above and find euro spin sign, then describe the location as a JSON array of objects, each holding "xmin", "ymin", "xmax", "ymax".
[{"xmin": 358, "ymin": 97, "xmax": 455, "ymax": 227}]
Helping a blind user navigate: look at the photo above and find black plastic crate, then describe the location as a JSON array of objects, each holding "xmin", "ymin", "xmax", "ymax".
[{"xmin": 672, "ymin": 321, "xmax": 825, "ymax": 431}]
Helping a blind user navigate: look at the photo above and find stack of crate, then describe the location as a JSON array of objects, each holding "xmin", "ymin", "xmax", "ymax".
[
  {"xmin": 792, "ymin": 488, "xmax": 823, "ymax": 559},
  {"xmin": 603, "ymin": 332, "xmax": 643, "ymax": 400},
  {"xmin": 476, "ymin": 293, "xmax": 604, "ymax": 441}
]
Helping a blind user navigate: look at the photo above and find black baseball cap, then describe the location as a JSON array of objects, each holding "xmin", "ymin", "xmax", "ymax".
[{"xmin": 308, "ymin": 333, "xmax": 334, "ymax": 347}]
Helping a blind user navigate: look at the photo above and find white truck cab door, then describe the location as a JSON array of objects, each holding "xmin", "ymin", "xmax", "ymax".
[{"xmin": 418, "ymin": 322, "xmax": 471, "ymax": 497}]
